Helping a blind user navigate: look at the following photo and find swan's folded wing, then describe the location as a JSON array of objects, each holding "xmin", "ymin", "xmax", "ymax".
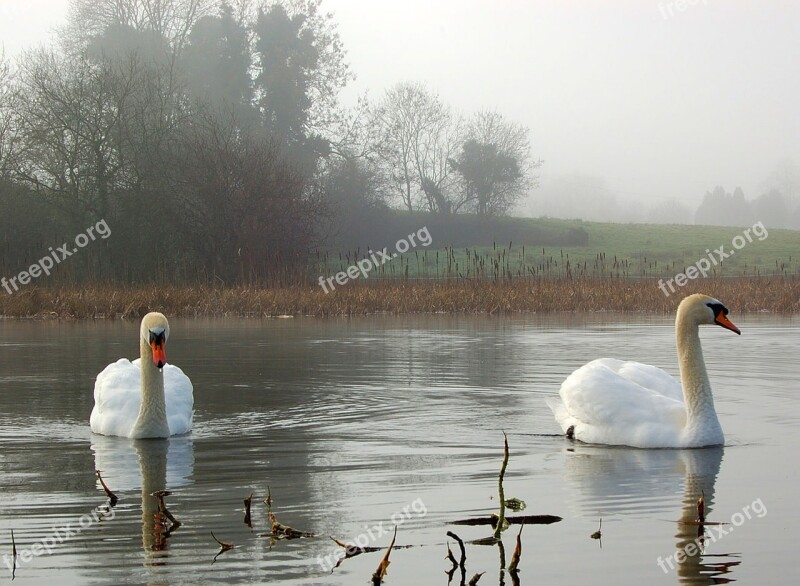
[
  {"xmin": 163, "ymin": 363, "xmax": 194, "ymax": 436},
  {"xmin": 559, "ymin": 359, "xmax": 687, "ymax": 447},
  {"xmin": 613, "ymin": 360, "xmax": 684, "ymax": 401},
  {"xmin": 90, "ymin": 358, "xmax": 141, "ymax": 436}
]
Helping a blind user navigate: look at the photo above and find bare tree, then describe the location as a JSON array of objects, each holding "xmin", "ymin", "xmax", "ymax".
[
  {"xmin": 63, "ymin": 0, "xmax": 214, "ymax": 55},
  {"xmin": 374, "ymin": 82, "xmax": 462, "ymax": 213},
  {"xmin": 0, "ymin": 51, "xmax": 19, "ymax": 178}
]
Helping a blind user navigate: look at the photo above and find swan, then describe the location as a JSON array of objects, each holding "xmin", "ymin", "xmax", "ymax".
[
  {"xmin": 547, "ymin": 294, "xmax": 740, "ymax": 448},
  {"xmin": 90, "ymin": 312, "xmax": 193, "ymax": 438}
]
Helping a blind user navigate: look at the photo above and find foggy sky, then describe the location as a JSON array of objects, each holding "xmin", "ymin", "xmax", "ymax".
[{"xmin": 2, "ymin": 0, "xmax": 798, "ymax": 217}]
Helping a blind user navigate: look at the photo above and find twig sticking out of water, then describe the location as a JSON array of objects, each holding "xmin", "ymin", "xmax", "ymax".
[
  {"xmin": 468, "ymin": 572, "xmax": 485, "ymax": 585},
  {"xmin": 508, "ymin": 525, "xmax": 523, "ymax": 576},
  {"xmin": 243, "ymin": 493, "xmax": 253, "ymax": 527},
  {"xmin": 330, "ymin": 536, "xmax": 369, "ymax": 557},
  {"xmin": 591, "ymin": 518, "xmax": 602, "ymax": 540},
  {"xmin": 697, "ymin": 491, "xmax": 706, "ymax": 522},
  {"xmin": 95, "ymin": 470, "xmax": 118, "ymax": 506},
  {"xmin": 152, "ymin": 490, "xmax": 181, "ymax": 528},
  {"xmin": 445, "ymin": 530, "xmax": 468, "ymax": 585},
  {"xmin": 260, "ymin": 490, "xmax": 314, "ymax": 539},
  {"xmin": 211, "ymin": 531, "xmax": 235, "ymax": 563},
  {"xmin": 266, "ymin": 512, "xmax": 315, "ymax": 539},
  {"xmin": 493, "ymin": 432, "xmax": 510, "ymax": 540},
  {"xmin": 371, "ymin": 525, "xmax": 397, "ymax": 585},
  {"xmin": 11, "ymin": 528, "xmax": 17, "ymax": 579},
  {"xmin": 264, "ymin": 486, "xmax": 272, "ymax": 514},
  {"xmin": 446, "ymin": 531, "xmax": 467, "ymax": 570},
  {"xmin": 445, "ymin": 540, "xmax": 459, "ymax": 583}
]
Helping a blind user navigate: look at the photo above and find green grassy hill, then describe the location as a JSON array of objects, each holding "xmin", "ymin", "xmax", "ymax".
[{"xmin": 318, "ymin": 215, "xmax": 799, "ymax": 280}]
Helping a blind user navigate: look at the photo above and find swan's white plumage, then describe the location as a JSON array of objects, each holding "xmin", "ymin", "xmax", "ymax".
[
  {"xmin": 91, "ymin": 358, "xmax": 193, "ymax": 437},
  {"xmin": 547, "ymin": 294, "xmax": 738, "ymax": 448},
  {"xmin": 547, "ymin": 358, "xmax": 688, "ymax": 448},
  {"xmin": 90, "ymin": 312, "xmax": 193, "ymax": 438}
]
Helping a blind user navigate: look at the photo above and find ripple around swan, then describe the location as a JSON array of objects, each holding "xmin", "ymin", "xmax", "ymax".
[{"xmin": 0, "ymin": 316, "xmax": 797, "ymax": 585}]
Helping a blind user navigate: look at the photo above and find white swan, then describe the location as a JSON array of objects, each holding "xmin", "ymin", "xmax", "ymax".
[
  {"xmin": 90, "ymin": 312, "xmax": 193, "ymax": 438},
  {"xmin": 547, "ymin": 294, "xmax": 740, "ymax": 448}
]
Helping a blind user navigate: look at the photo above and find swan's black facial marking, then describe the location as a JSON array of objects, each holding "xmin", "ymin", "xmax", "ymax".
[
  {"xmin": 706, "ymin": 301, "xmax": 741, "ymax": 334},
  {"xmin": 149, "ymin": 329, "xmax": 166, "ymax": 346},
  {"xmin": 705, "ymin": 302, "xmax": 729, "ymax": 318}
]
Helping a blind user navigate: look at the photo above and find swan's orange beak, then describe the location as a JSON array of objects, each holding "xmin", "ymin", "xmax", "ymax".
[
  {"xmin": 150, "ymin": 340, "xmax": 167, "ymax": 369},
  {"xmin": 715, "ymin": 313, "xmax": 741, "ymax": 335}
]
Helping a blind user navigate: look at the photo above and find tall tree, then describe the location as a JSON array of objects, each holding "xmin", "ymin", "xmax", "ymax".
[
  {"xmin": 755, "ymin": 189, "xmax": 790, "ymax": 229},
  {"xmin": 64, "ymin": 0, "xmax": 214, "ymax": 55},
  {"xmin": 374, "ymin": 82, "xmax": 462, "ymax": 213},
  {"xmin": 450, "ymin": 139, "xmax": 521, "ymax": 215},
  {"xmin": 695, "ymin": 186, "xmax": 754, "ymax": 227},
  {"xmin": 253, "ymin": 1, "xmax": 351, "ymax": 174},
  {"xmin": 183, "ymin": 3, "xmax": 254, "ymax": 123},
  {"xmin": 451, "ymin": 111, "xmax": 534, "ymax": 215},
  {"xmin": 0, "ymin": 51, "xmax": 18, "ymax": 178}
]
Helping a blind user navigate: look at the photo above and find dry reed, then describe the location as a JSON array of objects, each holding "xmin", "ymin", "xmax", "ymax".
[{"xmin": 1, "ymin": 277, "xmax": 797, "ymax": 319}]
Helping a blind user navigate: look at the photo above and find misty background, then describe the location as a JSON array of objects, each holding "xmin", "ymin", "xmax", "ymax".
[
  {"xmin": 0, "ymin": 0, "xmax": 798, "ymax": 286},
  {"xmin": 2, "ymin": 0, "xmax": 798, "ymax": 222}
]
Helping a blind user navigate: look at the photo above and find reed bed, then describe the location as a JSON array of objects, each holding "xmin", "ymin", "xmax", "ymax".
[
  {"xmin": 1, "ymin": 277, "xmax": 797, "ymax": 319},
  {"xmin": 316, "ymin": 245, "xmax": 798, "ymax": 282}
]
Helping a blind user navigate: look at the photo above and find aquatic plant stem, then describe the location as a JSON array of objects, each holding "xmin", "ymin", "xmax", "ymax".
[{"xmin": 494, "ymin": 432, "xmax": 509, "ymax": 540}]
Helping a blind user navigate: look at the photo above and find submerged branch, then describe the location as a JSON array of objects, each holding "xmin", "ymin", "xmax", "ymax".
[
  {"xmin": 451, "ymin": 514, "xmax": 562, "ymax": 526},
  {"xmin": 371, "ymin": 525, "xmax": 397, "ymax": 585},
  {"xmin": 152, "ymin": 490, "xmax": 181, "ymax": 528},
  {"xmin": 243, "ymin": 493, "xmax": 253, "ymax": 527},
  {"xmin": 494, "ymin": 432, "xmax": 509, "ymax": 539},
  {"xmin": 95, "ymin": 469, "xmax": 119, "ymax": 506},
  {"xmin": 211, "ymin": 531, "xmax": 235, "ymax": 563}
]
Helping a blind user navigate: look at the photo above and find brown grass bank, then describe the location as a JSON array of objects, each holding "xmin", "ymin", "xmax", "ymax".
[{"xmin": 1, "ymin": 277, "xmax": 798, "ymax": 319}]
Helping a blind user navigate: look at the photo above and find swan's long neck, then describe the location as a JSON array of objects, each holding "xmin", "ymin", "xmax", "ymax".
[
  {"xmin": 132, "ymin": 337, "xmax": 170, "ymax": 438},
  {"xmin": 675, "ymin": 313, "xmax": 722, "ymax": 442}
]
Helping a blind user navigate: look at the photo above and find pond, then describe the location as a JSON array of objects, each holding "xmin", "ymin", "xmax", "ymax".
[{"xmin": 0, "ymin": 312, "xmax": 797, "ymax": 585}]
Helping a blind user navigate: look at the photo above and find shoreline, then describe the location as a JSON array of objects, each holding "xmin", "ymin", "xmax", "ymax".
[{"xmin": 1, "ymin": 278, "xmax": 797, "ymax": 319}]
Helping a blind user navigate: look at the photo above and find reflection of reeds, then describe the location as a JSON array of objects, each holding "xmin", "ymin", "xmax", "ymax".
[{"xmin": 2, "ymin": 277, "xmax": 797, "ymax": 318}]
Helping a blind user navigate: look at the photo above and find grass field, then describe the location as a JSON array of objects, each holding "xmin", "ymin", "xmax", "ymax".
[
  {"xmin": 2, "ymin": 217, "xmax": 798, "ymax": 318},
  {"xmin": 317, "ymin": 218, "xmax": 799, "ymax": 281}
]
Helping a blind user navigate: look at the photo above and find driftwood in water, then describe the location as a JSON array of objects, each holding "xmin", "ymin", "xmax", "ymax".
[
  {"xmin": 211, "ymin": 531, "xmax": 235, "ymax": 563},
  {"xmin": 451, "ymin": 514, "xmax": 562, "ymax": 526}
]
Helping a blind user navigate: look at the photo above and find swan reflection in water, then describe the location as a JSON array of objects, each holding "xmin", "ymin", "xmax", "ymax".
[
  {"xmin": 561, "ymin": 445, "xmax": 739, "ymax": 584},
  {"xmin": 669, "ymin": 448, "xmax": 740, "ymax": 585},
  {"xmin": 91, "ymin": 435, "xmax": 194, "ymax": 555}
]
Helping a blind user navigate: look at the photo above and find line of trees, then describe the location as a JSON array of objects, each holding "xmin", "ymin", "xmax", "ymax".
[
  {"xmin": 0, "ymin": 0, "xmax": 538, "ymax": 285},
  {"xmin": 694, "ymin": 185, "xmax": 800, "ymax": 229}
]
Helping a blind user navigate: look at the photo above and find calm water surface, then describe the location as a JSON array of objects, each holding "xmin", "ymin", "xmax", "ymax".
[{"xmin": 0, "ymin": 314, "xmax": 798, "ymax": 585}]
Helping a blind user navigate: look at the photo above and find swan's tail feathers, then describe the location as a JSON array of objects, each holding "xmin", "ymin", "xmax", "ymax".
[{"xmin": 545, "ymin": 396, "xmax": 573, "ymax": 433}]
